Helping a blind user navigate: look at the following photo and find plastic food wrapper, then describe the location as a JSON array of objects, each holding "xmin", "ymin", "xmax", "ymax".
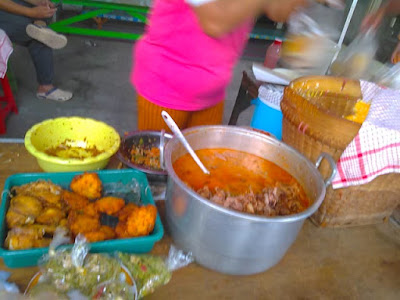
[
  {"xmin": 372, "ymin": 63, "xmax": 400, "ymax": 90},
  {"xmin": 28, "ymin": 233, "xmax": 138, "ymax": 299},
  {"xmin": 92, "ymin": 279, "xmax": 136, "ymax": 300},
  {"xmin": 280, "ymin": 1, "xmax": 341, "ymax": 75},
  {"xmin": 330, "ymin": 29, "xmax": 378, "ymax": 80},
  {"xmin": 117, "ymin": 245, "xmax": 194, "ymax": 299},
  {"xmin": 103, "ymin": 179, "xmax": 141, "ymax": 205}
]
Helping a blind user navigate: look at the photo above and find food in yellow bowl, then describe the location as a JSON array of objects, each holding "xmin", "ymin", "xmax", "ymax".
[{"xmin": 24, "ymin": 117, "xmax": 121, "ymax": 172}]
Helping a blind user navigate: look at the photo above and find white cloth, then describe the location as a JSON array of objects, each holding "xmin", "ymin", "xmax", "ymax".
[
  {"xmin": 258, "ymin": 84, "xmax": 284, "ymax": 110},
  {"xmin": 332, "ymin": 81, "xmax": 400, "ymax": 189},
  {"xmin": 0, "ymin": 29, "xmax": 13, "ymax": 79}
]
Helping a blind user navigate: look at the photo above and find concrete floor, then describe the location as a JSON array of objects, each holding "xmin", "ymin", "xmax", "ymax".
[{"xmin": 2, "ymin": 31, "xmax": 268, "ymax": 138}]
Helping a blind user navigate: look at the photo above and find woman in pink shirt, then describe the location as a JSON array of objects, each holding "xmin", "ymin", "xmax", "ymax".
[{"xmin": 132, "ymin": 0, "xmax": 306, "ymax": 131}]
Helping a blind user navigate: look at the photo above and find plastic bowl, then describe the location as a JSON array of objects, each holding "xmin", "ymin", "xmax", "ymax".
[{"xmin": 24, "ymin": 117, "xmax": 121, "ymax": 172}]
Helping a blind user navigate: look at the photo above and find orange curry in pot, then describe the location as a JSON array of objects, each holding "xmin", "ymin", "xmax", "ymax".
[{"xmin": 173, "ymin": 149, "xmax": 310, "ymax": 217}]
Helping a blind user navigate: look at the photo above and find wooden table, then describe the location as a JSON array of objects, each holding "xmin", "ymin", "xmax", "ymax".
[{"xmin": 1, "ymin": 142, "xmax": 400, "ymax": 299}]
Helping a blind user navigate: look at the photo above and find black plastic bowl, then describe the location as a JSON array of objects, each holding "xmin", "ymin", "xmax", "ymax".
[{"xmin": 117, "ymin": 130, "xmax": 173, "ymax": 177}]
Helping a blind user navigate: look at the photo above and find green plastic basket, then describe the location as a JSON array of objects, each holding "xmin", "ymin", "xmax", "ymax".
[{"xmin": 0, "ymin": 169, "xmax": 164, "ymax": 268}]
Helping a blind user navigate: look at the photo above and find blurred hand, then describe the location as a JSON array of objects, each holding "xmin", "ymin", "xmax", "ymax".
[
  {"xmin": 28, "ymin": 5, "xmax": 56, "ymax": 18},
  {"xmin": 264, "ymin": 0, "xmax": 308, "ymax": 23},
  {"xmin": 391, "ymin": 41, "xmax": 400, "ymax": 64}
]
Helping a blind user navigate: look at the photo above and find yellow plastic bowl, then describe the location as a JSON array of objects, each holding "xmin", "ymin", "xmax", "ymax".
[{"xmin": 25, "ymin": 117, "xmax": 121, "ymax": 172}]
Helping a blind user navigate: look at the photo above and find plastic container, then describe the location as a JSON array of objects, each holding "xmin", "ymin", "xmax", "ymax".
[
  {"xmin": 0, "ymin": 169, "xmax": 164, "ymax": 268},
  {"xmin": 263, "ymin": 39, "xmax": 282, "ymax": 69},
  {"xmin": 250, "ymin": 98, "xmax": 283, "ymax": 140},
  {"xmin": 24, "ymin": 117, "xmax": 121, "ymax": 173}
]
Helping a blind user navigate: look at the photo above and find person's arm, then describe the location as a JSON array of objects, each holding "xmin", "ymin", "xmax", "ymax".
[
  {"xmin": 189, "ymin": 0, "xmax": 307, "ymax": 38},
  {"xmin": 23, "ymin": 0, "xmax": 55, "ymax": 8},
  {"xmin": 0, "ymin": 0, "xmax": 56, "ymax": 18}
]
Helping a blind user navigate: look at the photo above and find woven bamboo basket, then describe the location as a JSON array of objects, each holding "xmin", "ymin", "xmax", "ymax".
[{"xmin": 281, "ymin": 76, "xmax": 400, "ymax": 227}]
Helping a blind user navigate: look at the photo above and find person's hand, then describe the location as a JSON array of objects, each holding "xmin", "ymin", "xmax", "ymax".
[
  {"xmin": 264, "ymin": 0, "xmax": 308, "ymax": 23},
  {"xmin": 28, "ymin": 5, "xmax": 56, "ymax": 18},
  {"xmin": 391, "ymin": 41, "xmax": 400, "ymax": 64}
]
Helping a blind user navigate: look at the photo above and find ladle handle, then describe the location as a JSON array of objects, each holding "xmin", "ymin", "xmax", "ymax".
[
  {"xmin": 315, "ymin": 152, "xmax": 337, "ymax": 187},
  {"xmin": 161, "ymin": 111, "xmax": 210, "ymax": 175}
]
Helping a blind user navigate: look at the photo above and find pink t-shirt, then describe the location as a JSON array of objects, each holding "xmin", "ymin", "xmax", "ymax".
[{"xmin": 132, "ymin": 0, "xmax": 252, "ymax": 111}]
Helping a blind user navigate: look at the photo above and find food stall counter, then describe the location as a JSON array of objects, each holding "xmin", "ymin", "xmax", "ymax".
[{"xmin": 0, "ymin": 142, "xmax": 399, "ymax": 299}]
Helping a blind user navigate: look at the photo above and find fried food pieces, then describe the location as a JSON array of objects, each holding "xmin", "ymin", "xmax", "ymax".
[
  {"xmin": 5, "ymin": 181, "xmax": 66, "ymax": 250},
  {"xmin": 117, "ymin": 203, "xmax": 139, "ymax": 222},
  {"xmin": 4, "ymin": 225, "xmax": 53, "ymax": 250},
  {"xmin": 62, "ymin": 190, "xmax": 89, "ymax": 211},
  {"xmin": 36, "ymin": 207, "xmax": 66, "ymax": 225},
  {"xmin": 70, "ymin": 172, "xmax": 102, "ymax": 199},
  {"xmin": 12, "ymin": 180, "xmax": 63, "ymax": 209},
  {"xmin": 83, "ymin": 225, "xmax": 116, "ymax": 243},
  {"xmin": 6, "ymin": 195, "xmax": 43, "ymax": 228},
  {"xmin": 95, "ymin": 197, "xmax": 125, "ymax": 215},
  {"xmin": 4, "ymin": 172, "xmax": 158, "ymax": 250},
  {"xmin": 68, "ymin": 211, "xmax": 101, "ymax": 236},
  {"xmin": 126, "ymin": 205, "xmax": 157, "ymax": 237}
]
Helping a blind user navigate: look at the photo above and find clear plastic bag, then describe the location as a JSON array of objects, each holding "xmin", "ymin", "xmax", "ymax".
[
  {"xmin": 31, "ymin": 234, "xmax": 137, "ymax": 299},
  {"xmin": 280, "ymin": 1, "xmax": 341, "ymax": 75},
  {"xmin": 330, "ymin": 29, "xmax": 378, "ymax": 79},
  {"xmin": 116, "ymin": 245, "xmax": 193, "ymax": 299},
  {"xmin": 372, "ymin": 63, "xmax": 400, "ymax": 90}
]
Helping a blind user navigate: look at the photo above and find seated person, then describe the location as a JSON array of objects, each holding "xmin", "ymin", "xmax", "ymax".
[{"xmin": 0, "ymin": 0, "xmax": 72, "ymax": 101}]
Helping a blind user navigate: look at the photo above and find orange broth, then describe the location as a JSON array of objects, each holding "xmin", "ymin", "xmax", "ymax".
[{"xmin": 173, "ymin": 148, "xmax": 310, "ymax": 207}]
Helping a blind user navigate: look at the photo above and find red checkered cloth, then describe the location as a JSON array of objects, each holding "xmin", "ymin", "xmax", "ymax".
[
  {"xmin": 0, "ymin": 29, "xmax": 13, "ymax": 79},
  {"xmin": 332, "ymin": 81, "xmax": 400, "ymax": 189}
]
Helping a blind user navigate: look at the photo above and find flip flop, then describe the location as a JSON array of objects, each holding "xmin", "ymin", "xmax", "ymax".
[
  {"xmin": 26, "ymin": 24, "xmax": 67, "ymax": 49},
  {"xmin": 37, "ymin": 87, "xmax": 73, "ymax": 102}
]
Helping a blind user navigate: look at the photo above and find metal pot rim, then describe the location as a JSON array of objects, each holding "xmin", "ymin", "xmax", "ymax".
[{"xmin": 164, "ymin": 125, "xmax": 326, "ymax": 223}]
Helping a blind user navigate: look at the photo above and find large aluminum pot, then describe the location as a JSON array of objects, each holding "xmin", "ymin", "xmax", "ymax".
[{"xmin": 164, "ymin": 126, "xmax": 336, "ymax": 275}]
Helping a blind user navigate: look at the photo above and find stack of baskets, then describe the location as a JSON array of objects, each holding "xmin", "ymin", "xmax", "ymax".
[{"xmin": 280, "ymin": 76, "xmax": 400, "ymax": 227}]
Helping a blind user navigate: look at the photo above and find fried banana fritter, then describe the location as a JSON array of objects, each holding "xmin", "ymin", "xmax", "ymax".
[
  {"xmin": 117, "ymin": 203, "xmax": 139, "ymax": 222},
  {"xmin": 68, "ymin": 212, "xmax": 101, "ymax": 236},
  {"xmin": 115, "ymin": 221, "xmax": 130, "ymax": 239},
  {"xmin": 83, "ymin": 225, "xmax": 116, "ymax": 243},
  {"xmin": 95, "ymin": 197, "xmax": 125, "ymax": 215},
  {"xmin": 62, "ymin": 190, "xmax": 89, "ymax": 211},
  {"xmin": 70, "ymin": 172, "xmax": 102, "ymax": 199},
  {"xmin": 126, "ymin": 204, "xmax": 157, "ymax": 237},
  {"xmin": 36, "ymin": 207, "xmax": 66, "ymax": 225},
  {"xmin": 84, "ymin": 202, "xmax": 100, "ymax": 218}
]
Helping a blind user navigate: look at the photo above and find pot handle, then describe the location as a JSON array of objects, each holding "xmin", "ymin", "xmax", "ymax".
[{"xmin": 315, "ymin": 152, "xmax": 337, "ymax": 187}]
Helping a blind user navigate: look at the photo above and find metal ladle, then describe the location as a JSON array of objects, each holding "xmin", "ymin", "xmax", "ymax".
[
  {"xmin": 161, "ymin": 111, "xmax": 210, "ymax": 175},
  {"xmin": 159, "ymin": 129, "xmax": 165, "ymax": 170}
]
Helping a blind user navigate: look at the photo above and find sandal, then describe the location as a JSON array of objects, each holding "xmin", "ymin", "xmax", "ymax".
[
  {"xmin": 37, "ymin": 87, "xmax": 73, "ymax": 102},
  {"xmin": 26, "ymin": 24, "xmax": 67, "ymax": 50}
]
